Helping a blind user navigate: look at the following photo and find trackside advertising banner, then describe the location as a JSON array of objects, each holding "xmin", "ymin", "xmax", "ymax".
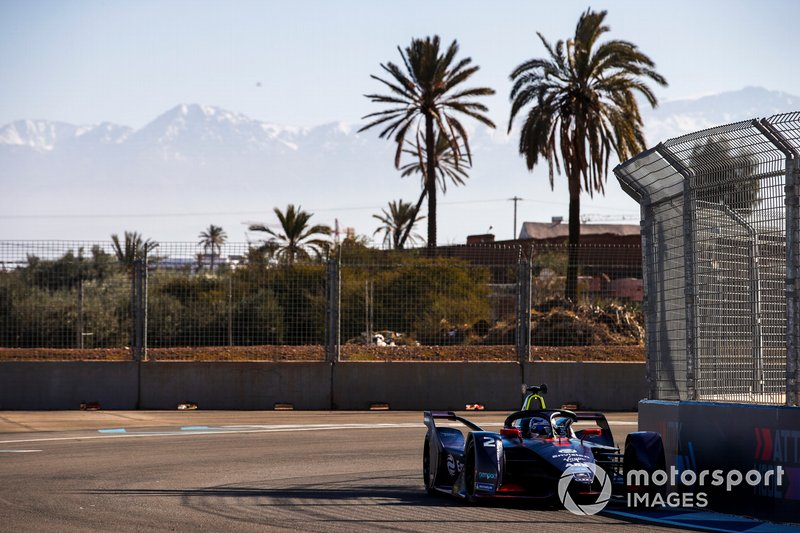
[{"xmin": 639, "ymin": 400, "xmax": 800, "ymax": 522}]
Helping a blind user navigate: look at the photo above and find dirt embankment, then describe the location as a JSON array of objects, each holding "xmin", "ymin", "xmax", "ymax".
[{"xmin": 0, "ymin": 344, "xmax": 643, "ymax": 362}]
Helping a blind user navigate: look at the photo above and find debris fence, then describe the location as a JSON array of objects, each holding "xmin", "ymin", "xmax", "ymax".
[
  {"xmin": 615, "ymin": 111, "xmax": 800, "ymax": 406},
  {"xmin": 0, "ymin": 241, "xmax": 644, "ymax": 363}
]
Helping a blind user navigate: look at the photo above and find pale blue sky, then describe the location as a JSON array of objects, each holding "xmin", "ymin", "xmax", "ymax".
[{"xmin": 2, "ymin": 0, "xmax": 799, "ymax": 129}]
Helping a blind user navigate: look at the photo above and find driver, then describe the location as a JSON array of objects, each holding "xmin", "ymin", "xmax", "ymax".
[{"xmin": 519, "ymin": 417, "xmax": 552, "ymax": 438}]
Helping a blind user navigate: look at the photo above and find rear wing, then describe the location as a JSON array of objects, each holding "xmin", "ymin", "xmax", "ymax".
[
  {"xmin": 423, "ymin": 411, "xmax": 483, "ymax": 432},
  {"xmin": 574, "ymin": 411, "xmax": 615, "ymax": 448}
]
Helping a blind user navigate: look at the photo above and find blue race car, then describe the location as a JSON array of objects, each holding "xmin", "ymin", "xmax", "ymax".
[{"xmin": 422, "ymin": 385, "xmax": 664, "ymax": 505}]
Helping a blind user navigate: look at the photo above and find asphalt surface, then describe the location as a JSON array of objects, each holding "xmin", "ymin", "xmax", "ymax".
[{"xmin": 0, "ymin": 411, "xmax": 693, "ymax": 532}]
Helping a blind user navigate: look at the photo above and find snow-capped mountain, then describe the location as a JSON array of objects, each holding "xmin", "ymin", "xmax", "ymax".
[
  {"xmin": 643, "ymin": 86, "xmax": 799, "ymax": 143},
  {"xmin": 0, "ymin": 120, "xmax": 132, "ymax": 152},
  {"xmin": 1, "ymin": 87, "xmax": 798, "ymax": 243}
]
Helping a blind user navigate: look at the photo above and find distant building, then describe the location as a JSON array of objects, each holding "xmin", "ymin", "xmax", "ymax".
[
  {"xmin": 455, "ymin": 219, "xmax": 643, "ymax": 302},
  {"xmin": 517, "ymin": 219, "xmax": 640, "ymax": 246}
]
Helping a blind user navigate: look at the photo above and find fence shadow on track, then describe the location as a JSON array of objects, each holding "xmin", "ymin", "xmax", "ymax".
[
  {"xmin": 75, "ymin": 473, "xmax": 634, "ymax": 531},
  {"xmin": 77, "ymin": 475, "xmax": 577, "ymax": 514}
]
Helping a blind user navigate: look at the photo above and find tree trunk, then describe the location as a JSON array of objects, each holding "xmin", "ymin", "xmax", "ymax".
[
  {"xmin": 425, "ymin": 113, "xmax": 437, "ymax": 251},
  {"xmin": 565, "ymin": 176, "xmax": 581, "ymax": 302}
]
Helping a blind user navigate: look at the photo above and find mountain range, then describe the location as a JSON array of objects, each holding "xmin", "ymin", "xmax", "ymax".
[{"xmin": 2, "ymin": 87, "xmax": 798, "ymax": 244}]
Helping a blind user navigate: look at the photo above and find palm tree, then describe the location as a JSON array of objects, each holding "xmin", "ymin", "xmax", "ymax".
[
  {"xmin": 373, "ymin": 199, "xmax": 426, "ymax": 250},
  {"xmin": 360, "ymin": 35, "xmax": 496, "ymax": 249},
  {"xmin": 198, "ymin": 224, "xmax": 227, "ymax": 270},
  {"xmin": 248, "ymin": 204, "xmax": 331, "ymax": 263},
  {"xmin": 508, "ymin": 9, "xmax": 667, "ymax": 300},
  {"xmin": 110, "ymin": 231, "xmax": 157, "ymax": 272}
]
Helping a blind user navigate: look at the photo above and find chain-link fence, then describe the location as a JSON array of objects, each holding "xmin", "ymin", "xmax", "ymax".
[
  {"xmin": 615, "ymin": 111, "xmax": 800, "ymax": 406},
  {"xmin": 0, "ymin": 240, "xmax": 645, "ymax": 362}
]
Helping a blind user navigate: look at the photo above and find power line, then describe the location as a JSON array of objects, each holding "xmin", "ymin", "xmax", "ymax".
[{"xmin": 0, "ymin": 196, "xmax": 579, "ymax": 219}]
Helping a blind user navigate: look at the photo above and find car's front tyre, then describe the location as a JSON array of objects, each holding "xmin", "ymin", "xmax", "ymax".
[
  {"xmin": 423, "ymin": 435, "xmax": 437, "ymax": 495},
  {"xmin": 464, "ymin": 441, "xmax": 478, "ymax": 503}
]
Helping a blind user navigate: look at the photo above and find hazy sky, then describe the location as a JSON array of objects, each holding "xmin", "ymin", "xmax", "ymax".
[
  {"xmin": 2, "ymin": 0, "xmax": 799, "ymax": 129},
  {"xmin": 2, "ymin": 0, "xmax": 800, "ymax": 245}
]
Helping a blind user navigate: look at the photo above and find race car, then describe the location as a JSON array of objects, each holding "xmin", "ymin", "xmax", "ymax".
[{"xmin": 422, "ymin": 385, "xmax": 664, "ymax": 505}]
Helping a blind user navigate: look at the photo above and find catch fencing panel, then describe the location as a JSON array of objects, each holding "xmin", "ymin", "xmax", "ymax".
[
  {"xmin": 337, "ymin": 243, "xmax": 644, "ymax": 362},
  {"xmin": 615, "ymin": 112, "xmax": 800, "ymax": 405},
  {"xmin": 0, "ymin": 241, "xmax": 132, "ymax": 360},
  {"xmin": 146, "ymin": 242, "xmax": 326, "ymax": 361},
  {"xmin": 525, "ymin": 243, "xmax": 644, "ymax": 357},
  {"xmin": 0, "ymin": 241, "xmax": 328, "ymax": 361},
  {"xmin": 337, "ymin": 245, "xmax": 522, "ymax": 361},
  {"xmin": 0, "ymin": 240, "xmax": 646, "ymax": 364}
]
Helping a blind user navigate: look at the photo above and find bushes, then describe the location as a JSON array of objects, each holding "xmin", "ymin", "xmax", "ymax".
[
  {"xmin": 0, "ymin": 271, "xmax": 129, "ymax": 348},
  {"xmin": 0, "ymin": 249, "xmax": 643, "ymax": 350},
  {"xmin": 340, "ymin": 256, "xmax": 492, "ymax": 345}
]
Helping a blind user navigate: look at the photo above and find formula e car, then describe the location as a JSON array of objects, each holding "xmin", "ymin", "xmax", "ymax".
[{"xmin": 422, "ymin": 385, "xmax": 664, "ymax": 505}]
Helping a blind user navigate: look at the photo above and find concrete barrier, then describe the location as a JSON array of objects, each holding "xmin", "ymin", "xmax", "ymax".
[
  {"xmin": 0, "ymin": 362, "xmax": 138, "ymax": 410},
  {"xmin": 332, "ymin": 362, "xmax": 521, "ymax": 411},
  {"xmin": 0, "ymin": 361, "xmax": 646, "ymax": 411},
  {"xmin": 639, "ymin": 400, "xmax": 800, "ymax": 522},
  {"xmin": 140, "ymin": 362, "xmax": 332, "ymax": 410},
  {"xmin": 523, "ymin": 362, "xmax": 647, "ymax": 411}
]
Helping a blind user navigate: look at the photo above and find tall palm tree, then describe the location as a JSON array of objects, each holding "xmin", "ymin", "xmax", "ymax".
[
  {"xmin": 110, "ymin": 231, "xmax": 157, "ymax": 272},
  {"xmin": 198, "ymin": 224, "xmax": 227, "ymax": 270},
  {"xmin": 360, "ymin": 35, "xmax": 496, "ymax": 249},
  {"xmin": 248, "ymin": 204, "xmax": 331, "ymax": 264},
  {"xmin": 508, "ymin": 9, "xmax": 667, "ymax": 300},
  {"xmin": 373, "ymin": 199, "xmax": 426, "ymax": 250}
]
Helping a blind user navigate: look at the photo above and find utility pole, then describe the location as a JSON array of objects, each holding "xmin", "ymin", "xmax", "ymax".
[{"xmin": 510, "ymin": 196, "xmax": 523, "ymax": 239}]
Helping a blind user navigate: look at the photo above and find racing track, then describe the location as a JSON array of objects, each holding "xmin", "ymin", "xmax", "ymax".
[{"xmin": 0, "ymin": 411, "xmax": 696, "ymax": 532}]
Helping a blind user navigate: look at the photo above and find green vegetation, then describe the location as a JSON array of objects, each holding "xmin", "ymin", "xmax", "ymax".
[
  {"xmin": 0, "ymin": 246, "xmax": 492, "ymax": 349},
  {"xmin": 341, "ymin": 252, "xmax": 492, "ymax": 345}
]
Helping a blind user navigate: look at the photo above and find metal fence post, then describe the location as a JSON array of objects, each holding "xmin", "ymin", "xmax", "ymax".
[
  {"xmin": 142, "ymin": 250, "xmax": 149, "ymax": 362},
  {"xmin": 757, "ymin": 118, "xmax": 800, "ymax": 406},
  {"xmin": 657, "ymin": 145, "xmax": 698, "ymax": 400},
  {"xmin": 325, "ymin": 258, "xmax": 341, "ymax": 363},
  {"xmin": 639, "ymin": 203, "xmax": 657, "ymax": 400},
  {"xmin": 516, "ymin": 258, "xmax": 532, "ymax": 364},
  {"xmin": 786, "ymin": 158, "xmax": 800, "ymax": 406},
  {"xmin": 132, "ymin": 259, "xmax": 144, "ymax": 362},
  {"xmin": 682, "ymin": 177, "xmax": 699, "ymax": 401}
]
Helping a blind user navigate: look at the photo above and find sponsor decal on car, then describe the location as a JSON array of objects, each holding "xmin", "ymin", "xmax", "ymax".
[
  {"xmin": 478, "ymin": 471, "xmax": 497, "ymax": 480},
  {"xmin": 446, "ymin": 454, "xmax": 457, "ymax": 476},
  {"xmin": 476, "ymin": 482, "xmax": 494, "ymax": 491}
]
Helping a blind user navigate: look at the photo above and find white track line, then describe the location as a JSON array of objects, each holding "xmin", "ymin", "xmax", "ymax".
[
  {"xmin": 0, "ymin": 423, "xmax": 424, "ymax": 445},
  {"xmin": 0, "ymin": 419, "xmax": 636, "ymax": 446},
  {"xmin": 0, "ymin": 449, "xmax": 42, "ymax": 453}
]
